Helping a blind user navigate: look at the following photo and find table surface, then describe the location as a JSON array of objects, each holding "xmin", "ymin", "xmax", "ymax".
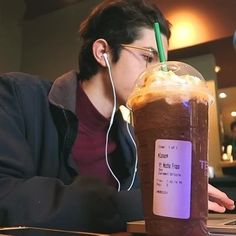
[
  {"xmin": 127, "ymin": 214, "xmax": 236, "ymax": 236},
  {"xmin": 0, "ymin": 226, "xmax": 130, "ymax": 236},
  {"xmin": 127, "ymin": 221, "xmax": 235, "ymax": 236}
]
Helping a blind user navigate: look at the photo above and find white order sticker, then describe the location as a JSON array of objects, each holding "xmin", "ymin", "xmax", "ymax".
[{"xmin": 153, "ymin": 139, "xmax": 192, "ymax": 219}]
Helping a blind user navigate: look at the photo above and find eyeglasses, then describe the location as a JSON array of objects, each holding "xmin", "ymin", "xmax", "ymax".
[{"xmin": 121, "ymin": 44, "xmax": 159, "ymax": 68}]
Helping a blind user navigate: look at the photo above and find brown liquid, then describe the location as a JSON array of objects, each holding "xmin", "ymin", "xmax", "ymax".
[{"xmin": 132, "ymin": 98, "xmax": 209, "ymax": 236}]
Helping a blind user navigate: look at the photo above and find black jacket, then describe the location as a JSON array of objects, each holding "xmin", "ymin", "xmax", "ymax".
[{"xmin": 0, "ymin": 71, "xmax": 143, "ymax": 233}]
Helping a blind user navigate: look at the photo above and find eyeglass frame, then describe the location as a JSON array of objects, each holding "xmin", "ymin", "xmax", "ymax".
[{"xmin": 120, "ymin": 43, "xmax": 159, "ymax": 67}]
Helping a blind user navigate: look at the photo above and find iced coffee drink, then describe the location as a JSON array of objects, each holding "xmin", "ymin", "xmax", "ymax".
[{"xmin": 127, "ymin": 61, "xmax": 213, "ymax": 236}]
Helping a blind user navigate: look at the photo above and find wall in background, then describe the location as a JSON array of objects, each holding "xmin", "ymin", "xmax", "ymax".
[
  {"xmin": 181, "ymin": 54, "xmax": 217, "ymax": 81},
  {"xmin": 0, "ymin": 0, "xmax": 25, "ymax": 72},
  {"xmin": 21, "ymin": 0, "xmax": 100, "ymax": 80}
]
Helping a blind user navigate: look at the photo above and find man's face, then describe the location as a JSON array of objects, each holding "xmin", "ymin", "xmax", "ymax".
[{"xmin": 110, "ymin": 27, "xmax": 168, "ymax": 106}]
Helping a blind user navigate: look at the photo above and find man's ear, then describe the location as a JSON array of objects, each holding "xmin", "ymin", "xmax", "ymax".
[{"xmin": 92, "ymin": 39, "xmax": 110, "ymax": 67}]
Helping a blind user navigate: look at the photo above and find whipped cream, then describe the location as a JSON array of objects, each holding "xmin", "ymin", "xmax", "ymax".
[{"xmin": 127, "ymin": 62, "xmax": 214, "ymax": 110}]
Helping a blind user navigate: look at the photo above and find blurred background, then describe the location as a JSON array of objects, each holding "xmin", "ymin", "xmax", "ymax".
[{"xmin": 0, "ymin": 0, "xmax": 235, "ymax": 176}]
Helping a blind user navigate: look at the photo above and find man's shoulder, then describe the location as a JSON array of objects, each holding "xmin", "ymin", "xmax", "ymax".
[
  {"xmin": 0, "ymin": 72, "xmax": 51, "ymax": 86},
  {"xmin": 0, "ymin": 72, "xmax": 52, "ymax": 94}
]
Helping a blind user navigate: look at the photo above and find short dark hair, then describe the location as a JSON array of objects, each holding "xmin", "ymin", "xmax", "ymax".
[
  {"xmin": 230, "ymin": 121, "xmax": 236, "ymax": 131},
  {"xmin": 78, "ymin": 0, "xmax": 171, "ymax": 81}
]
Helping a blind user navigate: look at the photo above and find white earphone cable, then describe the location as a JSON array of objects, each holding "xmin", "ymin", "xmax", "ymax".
[
  {"xmin": 126, "ymin": 116, "xmax": 138, "ymax": 191},
  {"xmin": 103, "ymin": 53, "xmax": 121, "ymax": 192}
]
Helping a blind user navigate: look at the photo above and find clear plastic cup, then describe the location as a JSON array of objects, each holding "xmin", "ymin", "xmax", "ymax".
[{"xmin": 127, "ymin": 61, "xmax": 214, "ymax": 236}]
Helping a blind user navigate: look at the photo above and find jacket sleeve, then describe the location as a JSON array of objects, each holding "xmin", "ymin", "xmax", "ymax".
[{"xmin": 0, "ymin": 74, "xmax": 143, "ymax": 233}]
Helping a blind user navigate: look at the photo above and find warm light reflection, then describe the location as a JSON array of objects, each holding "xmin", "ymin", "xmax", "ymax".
[
  {"xmin": 215, "ymin": 66, "xmax": 221, "ymax": 73},
  {"xmin": 167, "ymin": 9, "xmax": 209, "ymax": 50},
  {"xmin": 231, "ymin": 111, "xmax": 236, "ymax": 117},
  {"xmin": 171, "ymin": 21, "xmax": 195, "ymax": 47},
  {"xmin": 218, "ymin": 92, "xmax": 227, "ymax": 99}
]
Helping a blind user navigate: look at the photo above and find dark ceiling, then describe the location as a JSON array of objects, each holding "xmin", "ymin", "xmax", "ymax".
[{"xmin": 24, "ymin": 0, "xmax": 83, "ymax": 20}]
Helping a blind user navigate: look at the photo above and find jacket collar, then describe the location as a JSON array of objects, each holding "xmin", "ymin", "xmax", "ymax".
[
  {"xmin": 48, "ymin": 70, "xmax": 78, "ymax": 114},
  {"xmin": 48, "ymin": 71, "xmax": 138, "ymax": 188}
]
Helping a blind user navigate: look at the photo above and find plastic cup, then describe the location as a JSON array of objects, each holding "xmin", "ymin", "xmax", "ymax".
[{"xmin": 127, "ymin": 61, "xmax": 214, "ymax": 236}]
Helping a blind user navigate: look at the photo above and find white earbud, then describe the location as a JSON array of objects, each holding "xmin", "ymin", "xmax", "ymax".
[{"xmin": 102, "ymin": 53, "xmax": 110, "ymax": 68}]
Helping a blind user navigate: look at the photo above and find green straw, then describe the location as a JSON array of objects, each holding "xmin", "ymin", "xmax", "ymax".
[{"xmin": 154, "ymin": 22, "xmax": 167, "ymax": 63}]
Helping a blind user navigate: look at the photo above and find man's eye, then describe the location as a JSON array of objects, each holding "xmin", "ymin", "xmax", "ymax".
[{"xmin": 142, "ymin": 54, "xmax": 154, "ymax": 63}]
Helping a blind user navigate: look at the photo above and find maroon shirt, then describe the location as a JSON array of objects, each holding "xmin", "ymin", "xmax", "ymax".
[{"xmin": 71, "ymin": 81, "xmax": 117, "ymax": 187}]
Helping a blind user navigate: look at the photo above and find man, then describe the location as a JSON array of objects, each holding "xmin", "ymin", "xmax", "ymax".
[{"xmin": 0, "ymin": 0, "xmax": 234, "ymax": 233}]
